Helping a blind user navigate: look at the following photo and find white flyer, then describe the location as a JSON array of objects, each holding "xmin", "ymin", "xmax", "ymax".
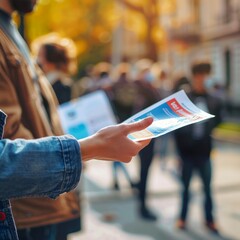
[
  {"xmin": 124, "ymin": 90, "xmax": 214, "ymax": 141},
  {"xmin": 57, "ymin": 90, "xmax": 117, "ymax": 139}
]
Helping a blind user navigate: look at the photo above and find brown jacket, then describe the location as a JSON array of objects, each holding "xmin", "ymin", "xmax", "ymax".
[{"xmin": 0, "ymin": 28, "xmax": 80, "ymax": 229}]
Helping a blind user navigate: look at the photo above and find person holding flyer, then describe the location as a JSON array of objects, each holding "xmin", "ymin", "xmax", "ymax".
[
  {"xmin": 0, "ymin": 108, "xmax": 153, "ymax": 240},
  {"xmin": 173, "ymin": 61, "xmax": 223, "ymax": 233}
]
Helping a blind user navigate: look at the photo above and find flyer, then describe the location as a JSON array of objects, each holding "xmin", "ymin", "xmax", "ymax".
[{"xmin": 124, "ymin": 90, "xmax": 214, "ymax": 141}]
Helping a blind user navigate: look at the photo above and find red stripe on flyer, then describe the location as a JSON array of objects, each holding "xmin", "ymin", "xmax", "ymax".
[{"xmin": 167, "ymin": 98, "xmax": 191, "ymax": 117}]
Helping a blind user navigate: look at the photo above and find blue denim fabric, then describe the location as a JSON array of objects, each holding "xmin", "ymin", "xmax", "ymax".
[
  {"xmin": 0, "ymin": 109, "xmax": 6, "ymax": 138},
  {"xmin": 0, "ymin": 110, "xmax": 82, "ymax": 240}
]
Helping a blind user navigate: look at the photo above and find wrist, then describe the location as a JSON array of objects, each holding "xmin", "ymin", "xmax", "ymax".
[{"xmin": 78, "ymin": 135, "xmax": 100, "ymax": 161}]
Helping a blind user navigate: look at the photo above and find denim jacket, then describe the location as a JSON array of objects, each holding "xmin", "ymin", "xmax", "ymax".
[{"xmin": 0, "ymin": 110, "xmax": 82, "ymax": 240}]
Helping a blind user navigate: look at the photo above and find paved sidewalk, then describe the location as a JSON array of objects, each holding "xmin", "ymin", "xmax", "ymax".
[
  {"xmin": 80, "ymin": 140, "xmax": 240, "ymax": 198},
  {"xmin": 69, "ymin": 141, "xmax": 240, "ymax": 240},
  {"xmin": 70, "ymin": 191, "xmax": 240, "ymax": 240}
]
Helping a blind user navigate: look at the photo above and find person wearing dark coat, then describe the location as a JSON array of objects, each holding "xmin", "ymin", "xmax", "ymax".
[{"xmin": 174, "ymin": 62, "xmax": 223, "ymax": 233}]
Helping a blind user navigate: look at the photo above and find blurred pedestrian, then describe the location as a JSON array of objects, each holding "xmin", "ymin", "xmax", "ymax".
[
  {"xmin": 151, "ymin": 62, "xmax": 172, "ymax": 99},
  {"xmin": 133, "ymin": 60, "xmax": 161, "ymax": 221},
  {"xmin": 172, "ymin": 75, "xmax": 191, "ymax": 94},
  {"xmin": 93, "ymin": 61, "xmax": 113, "ymax": 91},
  {"xmin": 111, "ymin": 60, "xmax": 160, "ymax": 220},
  {"xmin": 93, "ymin": 62, "xmax": 135, "ymax": 191},
  {"xmin": 173, "ymin": 61, "xmax": 223, "ymax": 233},
  {"xmin": 0, "ymin": 0, "xmax": 80, "ymax": 239},
  {"xmin": 112, "ymin": 161, "xmax": 135, "ymax": 190},
  {"xmin": 111, "ymin": 63, "xmax": 137, "ymax": 122},
  {"xmin": 37, "ymin": 41, "xmax": 74, "ymax": 104},
  {"xmin": 36, "ymin": 40, "xmax": 83, "ymax": 238},
  {"xmin": 151, "ymin": 63, "xmax": 173, "ymax": 170}
]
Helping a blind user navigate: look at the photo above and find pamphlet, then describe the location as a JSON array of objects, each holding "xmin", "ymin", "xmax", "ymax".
[
  {"xmin": 58, "ymin": 89, "xmax": 214, "ymax": 141},
  {"xmin": 124, "ymin": 90, "xmax": 214, "ymax": 141}
]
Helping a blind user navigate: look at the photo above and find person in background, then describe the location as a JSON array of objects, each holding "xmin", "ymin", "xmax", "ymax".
[
  {"xmin": 151, "ymin": 63, "xmax": 173, "ymax": 170},
  {"xmin": 36, "ymin": 40, "xmax": 83, "ymax": 236},
  {"xmin": 110, "ymin": 63, "xmax": 137, "ymax": 191},
  {"xmin": 36, "ymin": 41, "xmax": 74, "ymax": 105},
  {"xmin": 86, "ymin": 62, "xmax": 135, "ymax": 191},
  {"xmin": 112, "ymin": 161, "xmax": 135, "ymax": 190},
  {"xmin": 71, "ymin": 64, "xmax": 98, "ymax": 98},
  {"xmin": 133, "ymin": 61, "xmax": 160, "ymax": 221},
  {"xmin": 111, "ymin": 60, "xmax": 160, "ymax": 221},
  {"xmin": 173, "ymin": 61, "xmax": 223, "ymax": 233},
  {"xmin": 151, "ymin": 63, "xmax": 172, "ymax": 99},
  {"xmin": 92, "ymin": 61, "xmax": 113, "ymax": 92},
  {"xmin": 0, "ymin": 108, "xmax": 153, "ymax": 240},
  {"xmin": 172, "ymin": 76, "xmax": 191, "ymax": 94}
]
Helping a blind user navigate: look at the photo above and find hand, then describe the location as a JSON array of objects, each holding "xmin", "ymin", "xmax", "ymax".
[{"xmin": 79, "ymin": 117, "xmax": 153, "ymax": 163}]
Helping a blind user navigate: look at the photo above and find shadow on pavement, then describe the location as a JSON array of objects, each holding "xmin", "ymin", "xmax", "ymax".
[{"xmin": 83, "ymin": 176, "xmax": 237, "ymax": 240}]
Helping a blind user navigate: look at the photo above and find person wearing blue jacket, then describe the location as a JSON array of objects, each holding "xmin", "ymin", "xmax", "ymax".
[{"xmin": 0, "ymin": 109, "xmax": 153, "ymax": 240}]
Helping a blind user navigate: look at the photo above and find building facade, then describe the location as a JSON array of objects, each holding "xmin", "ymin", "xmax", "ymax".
[{"xmin": 164, "ymin": 0, "xmax": 240, "ymax": 107}]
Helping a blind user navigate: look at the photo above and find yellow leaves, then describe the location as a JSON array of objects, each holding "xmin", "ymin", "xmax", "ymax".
[
  {"xmin": 152, "ymin": 26, "xmax": 163, "ymax": 42},
  {"xmin": 122, "ymin": 10, "xmax": 146, "ymax": 39},
  {"xmin": 37, "ymin": 0, "xmax": 51, "ymax": 5},
  {"xmin": 152, "ymin": 26, "xmax": 168, "ymax": 50},
  {"xmin": 160, "ymin": 0, "xmax": 176, "ymax": 14},
  {"xmin": 99, "ymin": 32, "xmax": 111, "ymax": 43},
  {"xmin": 49, "ymin": 3, "xmax": 87, "ymax": 31},
  {"xmin": 24, "ymin": 0, "xmax": 176, "ymax": 63},
  {"xmin": 75, "ymin": 40, "xmax": 88, "ymax": 55},
  {"xmin": 102, "ymin": 9, "xmax": 121, "ymax": 28},
  {"xmin": 82, "ymin": 0, "xmax": 96, "ymax": 7}
]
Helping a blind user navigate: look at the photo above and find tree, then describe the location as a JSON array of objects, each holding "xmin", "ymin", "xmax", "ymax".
[
  {"xmin": 24, "ymin": 0, "xmax": 175, "ymax": 72},
  {"xmin": 25, "ymin": 0, "xmax": 115, "ymax": 76},
  {"xmin": 117, "ymin": 0, "xmax": 160, "ymax": 61},
  {"xmin": 116, "ymin": 0, "xmax": 177, "ymax": 61}
]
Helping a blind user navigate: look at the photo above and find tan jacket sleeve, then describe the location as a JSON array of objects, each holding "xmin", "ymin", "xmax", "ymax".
[{"xmin": 0, "ymin": 46, "xmax": 33, "ymax": 139}]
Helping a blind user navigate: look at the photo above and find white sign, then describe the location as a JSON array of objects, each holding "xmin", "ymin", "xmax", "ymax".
[{"xmin": 58, "ymin": 90, "xmax": 117, "ymax": 139}]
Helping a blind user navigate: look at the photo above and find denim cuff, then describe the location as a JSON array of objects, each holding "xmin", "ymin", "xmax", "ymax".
[{"xmin": 54, "ymin": 135, "xmax": 82, "ymax": 197}]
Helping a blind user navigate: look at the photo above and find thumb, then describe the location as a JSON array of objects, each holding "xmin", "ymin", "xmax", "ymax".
[{"xmin": 125, "ymin": 117, "xmax": 153, "ymax": 134}]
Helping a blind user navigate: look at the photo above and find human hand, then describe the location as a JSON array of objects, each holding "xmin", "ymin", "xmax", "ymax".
[{"xmin": 79, "ymin": 117, "xmax": 153, "ymax": 163}]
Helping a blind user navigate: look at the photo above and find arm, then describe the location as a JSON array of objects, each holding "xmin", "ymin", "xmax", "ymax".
[
  {"xmin": 0, "ymin": 135, "xmax": 81, "ymax": 200},
  {"xmin": 0, "ymin": 117, "xmax": 153, "ymax": 200}
]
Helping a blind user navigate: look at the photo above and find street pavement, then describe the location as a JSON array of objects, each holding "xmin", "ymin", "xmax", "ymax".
[{"xmin": 69, "ymin": 139, "xmax": 240, "ymax": 240}]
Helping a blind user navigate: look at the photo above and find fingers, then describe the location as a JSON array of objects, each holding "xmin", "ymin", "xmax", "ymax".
[
  {"xmin": 124, "ymin": 117, "xmax": 153, "ymax": 134},
  {"xmin": 136, "ymin": 139, "xmax": 152, "ymax": 150},
  {"xmin": 120, "ymin": 139, "xmax": 152, "ymax": 163},
  {"xmin": 79, "ymin": 117, "xmax": 154, "ymax": 163}
]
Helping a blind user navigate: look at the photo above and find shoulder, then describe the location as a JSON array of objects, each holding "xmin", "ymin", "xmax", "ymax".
[
  {"xmin": 0, "ymin": 28, "xmax": 12, "ymax": 53},
  {"xmin": 0, "ymin": 29, "xmax": 23, "ymax": 67}
]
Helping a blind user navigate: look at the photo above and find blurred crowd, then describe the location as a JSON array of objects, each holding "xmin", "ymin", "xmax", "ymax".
[
  {"xmin": 32, "ymin": 32, "xmax": 227, "ymax": 232},
  {"xmin": 0, "ymin": 0, "xmax": 230, "ymax": 239},
  {"xmin": 69, "ymin": 58, "xmax": 225, "ymax": 232},
  {"xmin": 32, "ymin": 31, "xmax": 225, "ymax": 225},
  {"xmin": 34, "ymin": 34, "xmax": 225, "ymax": 229}
]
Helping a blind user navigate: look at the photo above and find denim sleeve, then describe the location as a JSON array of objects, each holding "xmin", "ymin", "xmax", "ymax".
[{"xmin": 0, "ymin": 135, "xmax": 82, "ymax": 200}]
